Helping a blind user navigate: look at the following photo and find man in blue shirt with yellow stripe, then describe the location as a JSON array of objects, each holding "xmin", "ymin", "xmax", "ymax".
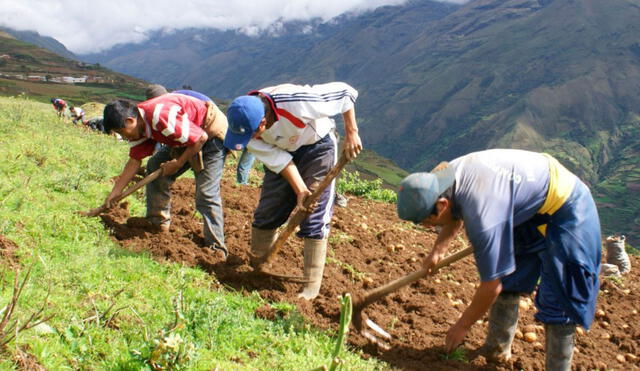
[{"xmin": 397, "ymin": 149, "xmax": 601, "ymax": 371}]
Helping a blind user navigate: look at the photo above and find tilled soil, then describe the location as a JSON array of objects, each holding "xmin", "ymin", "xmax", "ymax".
[{"xmin": 100, "ymin": 175, "xmax": 640, "ymax": 370}]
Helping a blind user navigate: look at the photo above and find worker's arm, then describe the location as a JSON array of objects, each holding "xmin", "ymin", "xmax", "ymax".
[
  {"xmin": 342, "ymin": 108, "xmax": 362, "ymax": 160},
  {"xmin": 280, "ymin": 160, "xmax": 312, "ymax": 210},
  {"xmin": 105, "ymin": 157, "xmax": 142, "ymax": 207},
  {"xmin": 445, "ymin": 279, "xmax": 502, "ymax": 352},
  {"xmin": 161, "ymin": 132, "xmax": 208, "ymax": 176},
  {"xmin": 422, "ymin": 219, "xmax": 463, "ymax": 274}
]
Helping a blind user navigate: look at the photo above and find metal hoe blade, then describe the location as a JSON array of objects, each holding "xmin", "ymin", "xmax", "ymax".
[
  {"xmin": 351, "ymin": 247, "xmax": 473, "ymax": 349},
  {"xmin": 361, "ymin": 318, "xmax": 392, "ymax": 350}
]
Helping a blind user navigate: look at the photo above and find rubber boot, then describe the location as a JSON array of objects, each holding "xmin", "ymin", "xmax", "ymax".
[
  {"xmin": 250, "ymin": 227, "xmax": 278, "ymax": 268},
  {"xmin": 297, "ymin": 238, "xmax": 327, "ymax": 300},
  {"xmin": 481, "ymin": 292, "xmax": 520, "ymax": 362},
  {"xmin": 545, "ymin": 323, "xmax": 575, "ymax": 371}
]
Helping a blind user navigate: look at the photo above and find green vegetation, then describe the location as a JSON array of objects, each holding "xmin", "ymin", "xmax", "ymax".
[
  {"xmin": 346, "ymin": 150, "xmax": 408, "ymax": 189},
  {"xmin": 0, "ymin": 96, "xmax": 387, "ymax": 369},
  {"xmin": 327, "ymin": 250, "xmax": 368, "ymax": 283},
  {"xmin": 439, "ymin": 347, "xmax": 467, "ymax": 362},
  {"xmin": 337, "ymin": 171, "xmax": 397, "ymax": 203}
]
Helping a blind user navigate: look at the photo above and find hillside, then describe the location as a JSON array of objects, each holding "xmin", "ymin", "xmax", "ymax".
[
  {"xmin": 0, "ymin": 32, "xmax": 147, "ymax": 104},
  {"xmin": 82, "ymin": 0, "xmax": 640, "ymax": 242},
  {"xmin": 0, "ymin": 26, "xmax": 77, "ymax": 60},
  {"xmin": 101, "ymin": 144, "xmax": 640, "ymax": 371},
  {"xmin": 0, "ymin": 97, "xmax": 387, "ymax": 370}
]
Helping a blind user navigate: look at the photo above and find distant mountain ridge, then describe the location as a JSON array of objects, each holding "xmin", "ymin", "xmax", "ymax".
[{"xmin": 0, "ymin": 27, "xmax": 77, "ymax": 60}]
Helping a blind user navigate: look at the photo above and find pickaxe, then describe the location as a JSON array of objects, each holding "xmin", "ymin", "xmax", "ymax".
[
  {"xmin": 352, "ymin": 246, "xmax": 473, "ymax": 349},
  {"xmin": 252, "ymin": 153, "xmax": 350, "ymax": 282},
  {"xmin": 78, "ymin": 169, "xmax": 162, "ymax": 217}
]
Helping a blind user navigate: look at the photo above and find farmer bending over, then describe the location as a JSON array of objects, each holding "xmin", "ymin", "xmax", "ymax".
[
  {"xmin": 70, "ymin": 106, "xmax": 85, "ymax": 125},
  {"xmin": 102, "ymin": 93, "xmax": 228, "ymax": 258},
  {"xmin": 51, "ymin": 98, "xmax": 67, "ymax": 118},
  {"xmin": 397, "ymin": 149, "xmax": 601, "ymax": 371},
  {"xmin": 224, "ymin": 82, "xmax": 362, "ymax": 300}
]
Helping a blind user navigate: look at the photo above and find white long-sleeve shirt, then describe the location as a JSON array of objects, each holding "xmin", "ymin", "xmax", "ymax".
[{"xmin": 247, "ymin": 82, "xmax": 358, "ymax": 173}]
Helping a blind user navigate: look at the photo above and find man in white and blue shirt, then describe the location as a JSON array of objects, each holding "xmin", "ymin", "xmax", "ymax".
[
  {"xmin": 224, "ymin": 82, "xmax": 362, "ymax": 300},
  {"xmin": 397, "ymin": 149, "xmax": 601, "ymax": 371}
]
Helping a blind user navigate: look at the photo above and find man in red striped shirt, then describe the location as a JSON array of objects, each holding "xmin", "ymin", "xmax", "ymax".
[{"xmin": 102, "ymin": 93, "xmax": 229, "ymax": 257}]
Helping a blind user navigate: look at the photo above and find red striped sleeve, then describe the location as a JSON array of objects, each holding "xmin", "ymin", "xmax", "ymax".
[{"xmin": 138, "ymin": 95, "xmax": 206, "ymax": 147}]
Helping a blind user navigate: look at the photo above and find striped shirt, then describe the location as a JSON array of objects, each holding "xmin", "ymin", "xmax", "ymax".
[
  {"xmin": 128, "ymin": 93, "xmax": 207, "ymax": 160},
  {"xmin": 247, "ymin": 82, "xmax": 358, "ymax": 173}
]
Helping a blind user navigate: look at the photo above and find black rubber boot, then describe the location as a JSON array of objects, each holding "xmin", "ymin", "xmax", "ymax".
[
  {"xmin": 481, "ymin": 292, "xmax": 520, "ymax": 362},
  {"xmin": 545, "ymin": 323, "xmax": 575, "ymax": 371}
]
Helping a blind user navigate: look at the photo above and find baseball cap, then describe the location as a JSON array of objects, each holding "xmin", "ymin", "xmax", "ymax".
[
  {"xmin": 145, "ymin": 84, "xmax": 168, "ymax": 99},
  {"xmin": 397, "ymin": 162, "xmax": 455, "ymax": 223},
  {"xmin": 224, "ymin": 95, "xmax": 265, "ymax": 151}
]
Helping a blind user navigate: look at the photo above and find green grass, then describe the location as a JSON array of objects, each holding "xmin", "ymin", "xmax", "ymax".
[
  {"xmin": 337, "ymin": 171, "xmax": 397, "ymax": 203},
  {"xmin": 0, "ymin": 96, "xmax": 388, "ymax": 370},
  {"xmin": 439, "ymin": 347, "xmax": 467, "ymax": 362}
]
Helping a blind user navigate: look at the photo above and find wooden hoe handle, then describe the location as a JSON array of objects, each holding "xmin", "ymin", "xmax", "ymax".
[
  {"xmin": 254, "ymin": 153, "xmax": 350, "ymax": 269},
  {"xmin": 81, "ymin": 169, "xmax": 163, "ymax": 217},
  {"xmin": 356, "ymin": 246, "xmax": 473, "ymax": 308}
]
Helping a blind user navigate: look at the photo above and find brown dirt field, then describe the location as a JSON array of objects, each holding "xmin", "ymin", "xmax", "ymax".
[{"xmin": 100, "ymin": 174, "xmax": 640, "ymax": 371}]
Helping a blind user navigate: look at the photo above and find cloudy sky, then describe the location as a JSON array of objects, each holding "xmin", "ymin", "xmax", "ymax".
[{"xmin": 0, "ymin": 0, "xmax": 468, "ymax": 54}]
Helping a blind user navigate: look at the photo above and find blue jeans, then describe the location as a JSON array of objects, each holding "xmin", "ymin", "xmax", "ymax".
[
  {"xmin": 253, "ymin": 133, "xmax": 337, "ymax": 239},
  {"xmin": 236, "ymin": 148, "xmax": 255, "ymax": 185},
  {"xmin": 145, "ymin": 138, "xmax": 226, "ymax": 248},
  {"xmin": 500, "ymin": 180, "xmax": 601, "ymax": 329}
]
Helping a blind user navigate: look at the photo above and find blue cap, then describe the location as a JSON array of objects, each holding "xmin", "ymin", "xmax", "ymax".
[
  {"xmin": 224, "ymin": 95, "xmax": 265, "ymax": 151},
  {"xmin": 397, "ymin": 162, "xmax": 455, "ymax": 223}
]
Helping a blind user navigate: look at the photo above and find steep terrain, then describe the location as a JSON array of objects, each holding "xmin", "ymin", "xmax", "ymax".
[
  {"xmin": 82, "ymin": 0, "xmax": 640, "ymax": 240},
  {"xmin": 0, "ymin": 26, "xmax": 77, "ymax": 60},
  {"xmin": 101, "ymin": 172, "xmax": 640, "ymax": 370},
  {"xmin": 0, "ymin": 33, "xmax": 147, "ymax": 103}
]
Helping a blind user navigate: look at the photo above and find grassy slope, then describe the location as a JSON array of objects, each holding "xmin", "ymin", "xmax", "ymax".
[
  {"xmin": 0, "ymin": 78, "xmax": 144, "ymax": 106},
  {"xmin": 0, "ymin": 96, "xmax": 386, "ymax": 370},
  {"xmin": 346, "ymin": 150, "xmax": 408, "ymax": 189},
  {"xmin": 0, "ymin": 35, "xmax": 146, "ymax": 105}
]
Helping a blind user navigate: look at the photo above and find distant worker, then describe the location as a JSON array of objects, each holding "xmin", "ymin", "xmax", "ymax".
[
  {"xmin": 69, "ymin": 106, "xmax": 85, "ymax": 125},
  {"xmin": 397, "ymin": 149, "xmax": 601, "ymax": 371},
  {"xmin": 85, "ymin": 117, "xmax": 106, "ymax": 133},
  {"xmin": 101, "ymin": 92, "xmax": 229, "ymax": 259},
  {"xmin": 236, "ymin": 148, "xmax": 255, "ymax": 185},
  {"xmin": 50, "ymin": 98, "xmax": 67, "ymax": 118},
  {"xmin": 224, "ymin": 82, "xmax": 362, "ymax": 299}
]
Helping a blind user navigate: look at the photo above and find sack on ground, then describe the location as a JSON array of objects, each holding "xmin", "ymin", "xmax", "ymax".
[
  {"xmin": 605, "ymin": 235, "xmax": 631, "ymax": 274},
  {"xmin": 600, "ymin": 263, "xmax": 620, "ymax": 277}
]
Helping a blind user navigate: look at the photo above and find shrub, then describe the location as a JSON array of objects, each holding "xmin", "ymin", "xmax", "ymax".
[{"xmin": 337, "ymin": 171, "xmax": 397, "ymax": 203}]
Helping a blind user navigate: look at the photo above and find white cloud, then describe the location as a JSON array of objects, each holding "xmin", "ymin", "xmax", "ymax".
[{"xmin": 0, "ymin": 0, "xmax": 468, "ymax": 53}]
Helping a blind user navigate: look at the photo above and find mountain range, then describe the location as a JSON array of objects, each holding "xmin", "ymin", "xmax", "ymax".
[{"xmin": 5, "ymin": 0, "xmax": 640, "ymax": 241}]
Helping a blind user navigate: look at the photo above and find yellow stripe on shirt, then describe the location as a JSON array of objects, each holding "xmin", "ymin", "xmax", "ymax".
[{"xmin": 536, "ymin": 153, "xmax": 576, "ymax": 236}]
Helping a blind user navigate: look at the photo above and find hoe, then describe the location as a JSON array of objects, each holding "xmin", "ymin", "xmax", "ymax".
[
  {"xmin": 78, "ymin": 169, "xmax": 162, "ymax": 217},
  {"xmin": 352, "ymin": 246, "xmax": 473, "ymax": 349},
  {"xmin": 252, "ymin": 153, "xmax": 350, "ymax": 282}
]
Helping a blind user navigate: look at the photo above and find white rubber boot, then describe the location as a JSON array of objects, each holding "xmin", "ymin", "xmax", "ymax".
[{"xmin": 297, "ymin": 238, "xmax": 327, "ymax": 300}]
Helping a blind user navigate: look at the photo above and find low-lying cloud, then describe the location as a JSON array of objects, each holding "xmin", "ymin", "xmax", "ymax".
[{"xmin": 0, "ymin": 0, "xmax": 469, "ymax": 54}]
